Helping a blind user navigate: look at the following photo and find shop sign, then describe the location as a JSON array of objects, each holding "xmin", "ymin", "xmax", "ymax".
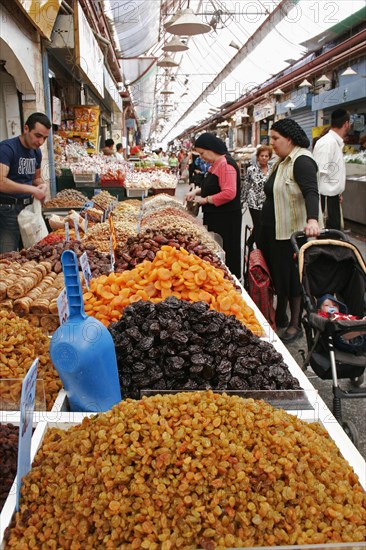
[
  {"xmin": 75, "ymin": 3, "xmax": 104, "ymax": 98},
  {"xmin": 16, "ymin": 0, "xmax": 61, "ymax": 40},
  {"xmin": 104, "ymin": 68, "xmax": 123, "ymax": 112},
  {"xmin": 253, "ymin": 102, "xmax": 275, "ymax": 122}
]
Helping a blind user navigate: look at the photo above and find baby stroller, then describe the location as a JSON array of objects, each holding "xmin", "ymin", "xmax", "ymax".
[{"xmin": 291, "ymin": 229, "xmax": 366, "ymax": 446}]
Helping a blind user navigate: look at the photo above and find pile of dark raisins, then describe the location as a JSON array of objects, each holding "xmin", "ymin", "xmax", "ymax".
[{"xmin": 109, "ymin": 296, "xmax": 300, "ymax": 399}]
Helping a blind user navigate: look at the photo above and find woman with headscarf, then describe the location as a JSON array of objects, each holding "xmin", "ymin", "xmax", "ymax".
[
  {"xmin": 186, "ymin": 132, "xmax": 242, "ymax": 278},
  {"xmin": 259, "ymin": 118, "xmax": 322, "ymax": 343}
]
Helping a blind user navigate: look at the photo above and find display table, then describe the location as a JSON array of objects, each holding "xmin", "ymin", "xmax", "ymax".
[{"xmin": 343, "ymin": 175, "xmax": 366, "ymax": 225}]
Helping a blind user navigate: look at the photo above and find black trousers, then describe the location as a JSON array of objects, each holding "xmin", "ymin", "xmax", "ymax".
[{"xmin": 321, "ymin": 194, "xmax": 342, "ymax": 230}]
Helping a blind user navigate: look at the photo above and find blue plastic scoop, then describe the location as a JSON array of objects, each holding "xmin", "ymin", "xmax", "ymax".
[{"xmin": 50, "ymin": 250, "xmax": 121, "ymax": 412}]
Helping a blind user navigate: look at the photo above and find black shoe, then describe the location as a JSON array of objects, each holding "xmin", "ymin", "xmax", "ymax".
[
  {"xmin": 276, "ymin": 314, "xmax": 289, "ymax": 328},
  {"xmin": 281, "ymin": 327, "xmax": 303, "ymax": 343}
]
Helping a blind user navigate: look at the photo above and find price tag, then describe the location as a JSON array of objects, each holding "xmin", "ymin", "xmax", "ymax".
[
  {"xmin": 94, "ymin": 188, "xmax": 101, "ymax": 196},
  {"xmin": 110, "ymin": 235, "xmax": 115, "ymax": 272},
  {"xmin": 16, "ymin": 358, "xmax": 39, "ymax": 511},
  {"xmin": 80, "ymin": 251, "xmax": 92, "ymax": 290},
  {"xmin": 65, "ymin": 221, "xmax": 70, "ymax": 241},
  {"xmin": 80, "ymin": 200, "xmax": 94, "ymax": 213},
  {"xmin": 73, "ymin": 218, "xmax": 80, "ymax": 241},
  {"xmin": 57, "ymin": 287, "xmax": 69, "ymax": 326},
  {"xmin": 84, "ymin": 212, "xmax": 88, "ymax": 233},
  {"xmin": 108, "ymin": 212, "xmax": 117, "ymax": 251}
]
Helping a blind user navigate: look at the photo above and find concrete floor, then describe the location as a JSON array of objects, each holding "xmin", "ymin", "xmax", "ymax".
[{"xmin": 174, "ymin": 181, "xmax": 366, "ymax": 460}]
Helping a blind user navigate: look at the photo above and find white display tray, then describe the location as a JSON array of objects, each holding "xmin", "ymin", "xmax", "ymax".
[{"xmin": 1, "ymin": 413, "xmax": 365, "ymax": 550}]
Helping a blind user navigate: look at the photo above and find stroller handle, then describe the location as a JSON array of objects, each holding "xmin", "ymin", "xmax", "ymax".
[{"xmin": 291, "ymin": 229, "xmax": 350, "ymax": 255}]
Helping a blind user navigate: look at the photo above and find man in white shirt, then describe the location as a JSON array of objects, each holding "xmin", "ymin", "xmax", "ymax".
[
  {"xmin": 313, "ymin": 109, "xmax": 350, "ymax": 230},
  {"xmin": 115, "ymin": 143, "xmax": 124, "ymax": 161}
]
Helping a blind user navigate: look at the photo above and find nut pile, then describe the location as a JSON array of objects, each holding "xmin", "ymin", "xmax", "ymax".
[
  {"xmin": 0, "ymin": 423, "xmax": 18, "ymax": 513},
  {"xmin": 0, "ymin": 311, "xmax": 62, "ymax": 410},
  {"xmin": 82, "ymin": 220, "xmax": 137, "ymax": 253},
  {"xmin": 6, "ymin": 392, "xmax": 365, "ymax": 548},
  {"xmin": 109, "ymin": 297, "xmax": 300, "ymax": 398},
  {"xmin": 92, "ymin": 190, "xmax": 117, "ymax": 210},
  {"xmin": 141, "ymin": 215, "xmax": 221, "ymax": 254},
  {"xmin": 144, "ymin": 195, "xmax": 186, "ymax": 214},
  {"xmin": 84, "ymin": 246, "xmax": 262, "ymax": 332},
  {"xmin": 114, "ymin": 229, "xmax": 236, "ymax": 285},
  {"xmin": 43, "ymin": 189, "xmax": 88, "ymax": 208}
]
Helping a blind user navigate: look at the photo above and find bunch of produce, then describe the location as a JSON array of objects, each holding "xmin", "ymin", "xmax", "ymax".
[
  {"xmin": 114, "ymin": 229, "xmax": 236, "ymax": 285},
  {"xmin": 99, "ymin": 162, "xmax": 127, "ymax": 184},
  {"xmin": 0, "ymin": 311, "xmax": 62, "ymax": 410},
  {"xmin": 149, "ymin": 170, "xmax": 177, "ymax": 188},
  {"xmin": 82, "ymin": 221, "xmax": 137, "ymax": 253},
  {"xmin": 144, "ymin": 194, "xmax": 186, "ymax": 214},
  {"xmin": 83, "ymin": 245, "xmax": 262, "ymax": 332},
  {"xmin": 43, "ymin": 189, "xmax": 88, "ymax": 208},
  {"xmin": 0, "ymin": 241, "xmax": 110, "ymax": 278},
  {"xmin": 0, "ymin": 423, "xmax": 19, "ymax": 513},
  {"xmin": 6, "ymin": 392, "xmax": 365, "ymax": 548},
  {"xmin": 92, "ymin": 190, "xmax": 117, "ymax": 210},
  {"xmin": 124, "ymin": 172, "xmax": 151, "ymax": 190},
  {"xmin": 110, "ymin": 297, "xmax": 300, "ymax": 398}
]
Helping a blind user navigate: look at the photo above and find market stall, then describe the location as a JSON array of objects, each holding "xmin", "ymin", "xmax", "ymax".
[{"xmin": 1, "ymin": 194, "xmax": 365, "ymax": 548}]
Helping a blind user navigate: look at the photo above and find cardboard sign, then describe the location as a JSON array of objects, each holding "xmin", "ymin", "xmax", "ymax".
[
  {"xmin": 65, "ymin": 221, "xmax": 70, "ymax": 241},
  {"xmin": 57, "ymin": 287, "xmax": 69, "ymax": 326},
  {"xmin": 16, "ymin": 358, "xmax": 39, "ymax": 510}
]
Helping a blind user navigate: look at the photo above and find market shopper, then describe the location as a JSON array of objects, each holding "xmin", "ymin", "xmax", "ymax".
[
  {"xmin": 186, "ymin": 132, "xmax": 242, "ymax": 278},
  {"xmin": 115, "ymin": 143, "xmax": 124, "ymax": 161},
  {"xmin": 259, "ymin": 118, "xmax": 322, "ymax": 343},
  {"xmin": 101, "ymin": 138, "xmax": 115, "ymax": 156},
  {"xmin": 313, "ymin": 108, "xmax": 350, "ymax": 230},
  {"xmin": 243, "ymin": 144, "xmax": 272, "ymax": 249},
  {"xmin": 0, "ymin": 112, "xmax": 51, "ymax": 254}
]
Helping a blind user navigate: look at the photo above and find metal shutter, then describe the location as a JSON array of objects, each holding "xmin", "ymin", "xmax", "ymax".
[{"xmin": 291, "ymin": 109, "xmax": 316, "ymax": 146}]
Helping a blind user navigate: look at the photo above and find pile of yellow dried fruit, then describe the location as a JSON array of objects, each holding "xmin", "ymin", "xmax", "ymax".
[
  {"xmin": 6, "ymin": 392, "xmax": 365, "ymax": 548},
  {"xmin": 83, "ymin": 245, "xmax": 262, "ymax": 334}
]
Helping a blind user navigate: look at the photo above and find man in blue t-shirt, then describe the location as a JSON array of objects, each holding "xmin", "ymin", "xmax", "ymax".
[{"xmin": 0, "ymin": 112, "xmax": 51, "ymax": 253}]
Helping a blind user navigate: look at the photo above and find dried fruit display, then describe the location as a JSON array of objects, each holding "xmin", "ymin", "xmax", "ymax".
[
  {"xmin": 43, "ymin": 189, "xmax": 88, "ymax": 208},
  {"xmin": 84, "ymin": 246, "xmax": 262, "ymax": 332},
  {"xmin": 0, "ymin": 311, "xmax": 62, "ymax": 410},
  {"xmin": 5, "ymin": 392, "xmax": 365, "ymax": 548},
  {"xmin": 114, "ymin": 229, "xmax": 236, "ymax": 286},
  {"xmin": 144, "ymin": 194, "xmax": 186, "ymax": 213},
  {"xmin": 109, "ymin": 297, "xmax": 300, "ymax": 398},
  {"xmin": 0, "ymin": 241, "xmax": 110, "ymax": 278},
  {"xmin": 141, "ymin": 213, "xmax": 221, "ymax": 253},
  {"xmin": 92, "ymin": 189, "xmax": 117, "ymax": 210},
  {"xmin": 0, "ymin": 423, "xmax": 19, "ymax": 513},
  {"xmin": 81, "ymin": 220, "xmax": 137, "ymax": 253}
]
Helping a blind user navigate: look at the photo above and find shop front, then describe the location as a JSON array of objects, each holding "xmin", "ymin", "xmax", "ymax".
[{"xmin": 253, "ymin": 101, "xmax": 275, "ymax": 146}]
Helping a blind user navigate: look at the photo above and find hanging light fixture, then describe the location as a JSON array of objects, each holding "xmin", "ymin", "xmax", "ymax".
[
  {"xmin": 341, "ymin": 65, "xmax": 357, "ymax": 76},
  {"xmin": 157, "ymin": 55, "xmax": 179, "ymax": 68},
  {"xmin": 163, "ymin": 37, "xmax": 189, "ymax": 52},
  {"xmin": 164, "ymin": 13, "xmax": 180, "ymax": 30},
  {"xmin": 160, "ymin": 89, "xmax": 175, "ymax": 95},
  {"xmin": 299, "ymin": 78, "xmax": 312, "ymax": 87},
  {"xmin": 273, "ymin": 88, "xmax": 285, "ymax": 95},
  {"xmin": 242, "ymin": 107, "xmax": 249, "ymax": 117},
  {"xmin": 285, "ymin": 101, "xmax": 296, "ymax": 109},
  {"xmin": 166, "ymin": 8, "xmax": 211, "ymax": 36},
  {"xmin": 316, "ymin": 74, "xmax": 331, "ymax": 84}
]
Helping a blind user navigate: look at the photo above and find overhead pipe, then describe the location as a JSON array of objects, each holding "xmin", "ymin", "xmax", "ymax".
[{"xmin": 178, "ymin": 29, "xmax": 366, "ymax": 139}]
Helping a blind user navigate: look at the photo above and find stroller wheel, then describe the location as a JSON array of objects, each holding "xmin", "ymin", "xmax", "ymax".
[
  {"xmin": 341, "ymin": 420, "xmax": 359, "ymax": 448},
  {"xmin": 350, "ymin": 373, "xmax": 365, "ymax": 387}
]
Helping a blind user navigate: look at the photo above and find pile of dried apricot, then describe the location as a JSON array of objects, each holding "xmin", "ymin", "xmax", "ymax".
[{"xmin": 83, "ymin": 245, "xmax": 262, "ymax": 333}]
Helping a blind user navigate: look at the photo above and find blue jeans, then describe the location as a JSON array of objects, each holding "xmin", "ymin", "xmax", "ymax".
[{"xmin": 0, "ymin": 203, "xmax": 24, "ymax": 253}]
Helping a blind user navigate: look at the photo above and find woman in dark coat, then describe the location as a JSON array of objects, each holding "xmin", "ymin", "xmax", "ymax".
[
  {"xmin": 186, "ymin": 133, "xmax": 242, "ymax": 278},
  {"xmin": 259, "ymin": 118, "xmax": 322, "ymax": 343}
]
